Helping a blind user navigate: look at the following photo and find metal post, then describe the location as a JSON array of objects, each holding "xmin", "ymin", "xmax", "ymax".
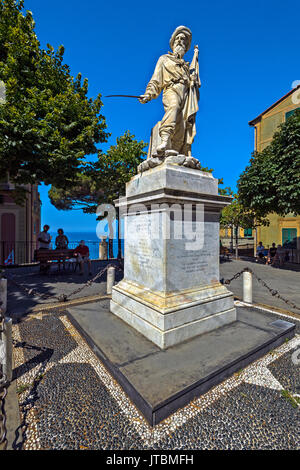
[
  {"xmin": 106, "ymin": 266, "xmax": 115, "ymax": 294},
  {"xmin": 243, "ymin": 270, "xmax": 253, "ymax": 304}
]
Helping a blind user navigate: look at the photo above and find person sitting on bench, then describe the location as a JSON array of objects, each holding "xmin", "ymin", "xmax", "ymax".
[
  {"xmin": 55, "ymin": 228, "xmax": 69, "ymax": 249},
  {"xmin": 73, "ymin": 240, "xmax": 92, "ymax": 275},
  {"xmin": 256, "ymin": 241, "xmax": 265, "ymax": 261}
]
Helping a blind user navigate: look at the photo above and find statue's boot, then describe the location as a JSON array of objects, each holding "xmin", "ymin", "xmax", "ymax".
[{"xmin": 156, "ymin": 134, "xmax": 170, "ymax": 155}]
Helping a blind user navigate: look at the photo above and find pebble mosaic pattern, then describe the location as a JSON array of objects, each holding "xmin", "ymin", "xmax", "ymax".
[{"xmin": 12, "ymin": 307, "xmax": 300, "ymax": 450}]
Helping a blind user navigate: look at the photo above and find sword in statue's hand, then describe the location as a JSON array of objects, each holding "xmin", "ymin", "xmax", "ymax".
[{"xmin": 105, "ymin": 94, "xmax": 151, "ymax": 103}]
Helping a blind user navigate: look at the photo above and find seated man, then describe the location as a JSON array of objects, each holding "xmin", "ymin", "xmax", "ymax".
[
  {"xmin": 73, "ymin": 240, "xmax": 92, "ymax": 275},
  {"xmin": 267, "ymin": 243, "xmax": 277, "ymax": 265},
  {"xmin": 256, "ymin": 241, "xmax": 265, "ymax": 261}
]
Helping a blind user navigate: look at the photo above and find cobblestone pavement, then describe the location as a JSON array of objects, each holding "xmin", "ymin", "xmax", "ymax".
[{"xmin": 11, "ymin": 305, "xmax": 300, "ymax": 450}]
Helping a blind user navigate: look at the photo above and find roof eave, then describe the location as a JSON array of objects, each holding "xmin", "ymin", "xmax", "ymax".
[{"xmin": 248, "ymin": 85, "xmax": 300, "ymax": 127}]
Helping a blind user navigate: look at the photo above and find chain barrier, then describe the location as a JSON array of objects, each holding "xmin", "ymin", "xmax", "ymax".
[
  {"xmin": 0, "ymin": 307, "xmax": 4, "ymax": 333},
  {"xmin": 221, "ymin": 267, "xmax": 300, "ymax": 312},
  {"xmin": 0, "ymin": 263, "xmax": 123, "ymax": 451},
  {"xmin": 6, "ymin": 262, "xmax": 299, "ymax": 311},
  {"xmin": 0, "ymin": 386, "xmax": 7, "ymax": 450},
  {"xmin": 60, "ymin": 263, "xmax": 122, "ymax": 300},
  {"xmin": 6, "ymin": 262, "xmax": 124, "ymax": 304},
  {"xmin": 0, "ymin": 303, "xmax": 8, "ymax": 450},
  {"xmin": 221, "ymin": 269, "xmax": 245, "ymax": 285}
]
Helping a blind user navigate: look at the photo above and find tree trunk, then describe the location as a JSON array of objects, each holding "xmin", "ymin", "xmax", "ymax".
[
  {"xmin": 235, "ymin": 225, "xmax": 239, "ymax": 259},
  {"xmin": 108, "ymin": 239, "xmax": 114, "ymax": 259},
  {"xmin": 230, "ymin": 226, "xmax": 234, "ymax": 253},
  {"xmin": 254, "ymin": 227, "xmax": 257, "ymax": 258}
]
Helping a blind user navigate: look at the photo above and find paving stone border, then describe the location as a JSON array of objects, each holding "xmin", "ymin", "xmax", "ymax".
[{"xmin": 10, "ymin": 305, "xmax": 300, "ymax": 450}]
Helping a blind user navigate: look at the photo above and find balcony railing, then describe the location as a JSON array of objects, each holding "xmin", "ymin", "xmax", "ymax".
[{"xmin": 0, "ymin": 240, "xmax": 124, "ymax": 267}]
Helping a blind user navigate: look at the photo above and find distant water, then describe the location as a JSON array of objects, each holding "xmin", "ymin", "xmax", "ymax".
[{"xmin": 49, "ymin": 232, "xmax": 123, "ymax": 259}]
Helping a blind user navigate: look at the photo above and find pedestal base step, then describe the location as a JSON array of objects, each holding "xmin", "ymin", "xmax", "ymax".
[
  {"xmin": 110, "ymin": 283, "xmax": 236, "ymax": 349},
  {"xmin": 110, "ymin": 298, "xmax": 236, "ymax": 350},
  {"xmin": 67, "ymin": 300, "xmax": 295, "ymax": 426}
]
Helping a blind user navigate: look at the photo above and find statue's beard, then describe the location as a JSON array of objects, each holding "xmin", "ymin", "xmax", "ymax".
[{"xmin": 174, "ymin": 44, "xmax": 186, "ymax": 58}]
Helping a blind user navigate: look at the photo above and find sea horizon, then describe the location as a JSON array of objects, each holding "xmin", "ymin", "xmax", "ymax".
[{"xmin": 49, "ymin": 231, "xmax": 124, "ymax": 258}]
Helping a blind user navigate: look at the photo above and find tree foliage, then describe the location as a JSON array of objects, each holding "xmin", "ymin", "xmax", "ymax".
[
  {"xmin": 48, "ymin": 131, "xmax": 147, "ymax": 212},
  {"xmin": 220, "ymin": 195, "xmax": 268, "ymax": 230},
  {"xmin": 220, "ymin": 194, "xmax": 269, "ymax": 257},
  {"xmin": 49, "ymin": 131, "xmax": 147, "ymax": 258},
  {"xmin": 238, "ymin": 110, "xmax": 300, "ymax": 216},
  {"xmin": 0, "ymin": 0, "xmax": 109, "ymax": 200}
]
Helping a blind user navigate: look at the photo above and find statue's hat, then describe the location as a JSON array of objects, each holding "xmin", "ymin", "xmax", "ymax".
[{"xmin": 169, "ymin": 26, "xmax": 192, "ymax": 52}]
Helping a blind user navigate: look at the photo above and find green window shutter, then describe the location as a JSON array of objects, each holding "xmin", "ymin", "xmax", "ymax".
[
  {"xmin": 285, "ymin": 108, "xmax": 300, "ymax": 120},
  {"xmin": 244, "ymin": 228, "xmax": 253, "ymax": 237},
  {"xmin": 282, "ymin": 228, "xmax": 297, "ymax": 244}
]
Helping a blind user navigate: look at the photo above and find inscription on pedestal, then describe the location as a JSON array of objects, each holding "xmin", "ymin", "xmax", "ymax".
[
  {"xmin": 125, "ymin": 213, "xmax": 164, "ymax": 291},
  {"xmin": 135, "ymin": 240, "xmax": 152, "ymax": 268}
]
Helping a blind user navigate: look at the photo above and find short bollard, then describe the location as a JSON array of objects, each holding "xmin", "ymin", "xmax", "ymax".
[
  {"xmin": 243, "ymin": 271, "xmax": 253, "ymax": 304},
  {"xmin": 107, "ymin": 267, "xmax": 115, "ymax": 295},
  {"xmin": 1, "ymin": 318, "xmax": 13, "ymax": 385},
  {"xmin": 0, "ymin": 278, "xmax": 7, "ymax": 315}
]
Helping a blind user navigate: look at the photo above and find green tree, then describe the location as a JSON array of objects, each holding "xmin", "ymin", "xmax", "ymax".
[
  {"xmin": 0, "ymin": 0, "xmax": 109, "ymax": 201},
  {"xmin": 220, "ymin": 195, "xmax": 268, "ymax": 258},
  {"xmin": 238, "ymin": 110, "xmax": 300, "ymax": 216},
  {"xmin": 49, "ymin": 131, "xmax": 147, "ymax": 258}
]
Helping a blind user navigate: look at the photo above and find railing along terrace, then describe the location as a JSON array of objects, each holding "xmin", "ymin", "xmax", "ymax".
[{"xmin": 0, "ymin": 240, "xmax": 124, "ymax": 267}]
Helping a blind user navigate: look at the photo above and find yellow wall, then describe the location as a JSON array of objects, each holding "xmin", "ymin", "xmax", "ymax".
[
  {"xmin": 220, "ymin": 227, "xmax": 252, "ymax": 239},
  {"xmin": 256, "ymin": 213, "xmax": 300, "ymax": 247},
  {"xmin": 219, "ymin": 89, "xmax": 300, "ymax": 247},
  {"xmin": 252, "ymin": 91, "xmax": 300, "ymax": 247},
  {"xmin": 253, "ymin": 92, "xmax": 300, "ymax": 152}
]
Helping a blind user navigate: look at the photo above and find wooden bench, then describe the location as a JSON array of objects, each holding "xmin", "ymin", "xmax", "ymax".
[{"xmin": 35, "ymin": 249, "xmax": 76, "ymax": 273}]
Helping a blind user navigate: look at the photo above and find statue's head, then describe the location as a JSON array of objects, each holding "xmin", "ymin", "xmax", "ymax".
[{"xmin": 169, "ymin": 26, "xmax": 192, "ymax": 57}]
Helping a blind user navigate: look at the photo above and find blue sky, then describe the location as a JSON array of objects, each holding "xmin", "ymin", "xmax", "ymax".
[{"xmin": 24, "ymin": 0, "xmax": 300, "ymax": 232}]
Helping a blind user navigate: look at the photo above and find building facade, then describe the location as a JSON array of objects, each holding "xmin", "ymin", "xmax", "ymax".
[
  {"xmin": 0, "ymin": 181, "xmax": 41, "ymax": 265},
  {"xmin": 249, "ymin": 85, "xmax": 300, "ymax": 253}
]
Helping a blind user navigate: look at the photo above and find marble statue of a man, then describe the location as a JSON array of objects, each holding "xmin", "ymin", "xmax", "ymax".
[{"xmin": 139, "ymin": 26, "xmax": 200, "ymax": 157}]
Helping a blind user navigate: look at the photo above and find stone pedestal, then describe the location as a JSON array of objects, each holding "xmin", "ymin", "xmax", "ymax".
[{"xmin": 110, "ymin": 162, "xmax": 236, "ymax": 349}]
